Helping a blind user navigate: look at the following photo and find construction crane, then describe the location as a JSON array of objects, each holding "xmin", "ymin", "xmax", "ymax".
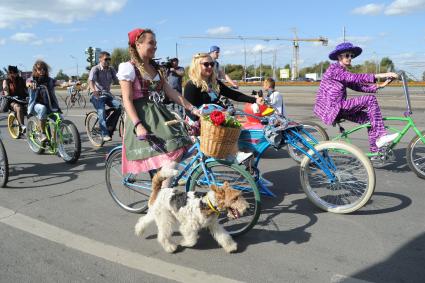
[{"xmin": 181, "ymin": 32, "xmax": 328, "ymax": 80}]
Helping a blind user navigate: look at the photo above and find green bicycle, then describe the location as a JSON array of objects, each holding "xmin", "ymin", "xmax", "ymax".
[
  {"xmin": 332, "ymin": 71, "xmax": 425, "ymax": 179},
  {"xmin": 26, "ymin": 111, "xmax": 81, "ymax": 164}
]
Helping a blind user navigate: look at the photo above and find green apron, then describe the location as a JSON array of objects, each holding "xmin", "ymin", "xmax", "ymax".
[{"xmin": 124, "ymin": 97, "xmax": 192, "ymax": 161}]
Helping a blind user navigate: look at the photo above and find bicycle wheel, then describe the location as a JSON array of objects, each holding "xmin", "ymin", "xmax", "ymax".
[
  {"xmin": 77, "ymin": 95, "xmax": 86, "ymax": 108},
  {"xmin": 300, "ymin": 141, "xmax": 375, "ymax": 214},
  {"xmin": 7, "ymin": 112, "xmax": 21, "ymax": 139},
  {"xmin": 406, "ymin": 131, "xmax": 425, "ymax": 179},
  {"xmin": 187, "ymin": 160, "xmax": 261, "ymax": 237},
  {"xmin": 65, "ymin": 96, "xmax": 72, "ymax": 110},
  {"xmin": 0, "ymin": 139, "xmax": 9, "ymax": 188},
  {"xmin": 57, "ymin": 120, "xmax": 81, "ymax": 164},
  {"xmin": 287, "ymin": 121, "xmax": 329, "ymax": 163},
  {"xmin": 85, "ymin": 111, "xmax": 104, "ymax": 147},
  {"xmin": 26, "ymin": 116, "xmax": 44, "ymax": 154},
  {"xmin": 105, "ymin": 148, "xmax": 152, "ymax": 213}
]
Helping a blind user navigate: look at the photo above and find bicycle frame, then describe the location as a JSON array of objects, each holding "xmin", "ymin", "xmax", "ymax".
[
  {"xmin": 333, "ymin": 71, "xmax": 425, "ymax": 156},
  {"xmin": 237, "ymin": 111, "xmax": 336, "ymax": 197},
  {"xmin": 28, "ymin": 112, "xmax": 63, "ymax": 153},
  {"xmin": 106, "ymin": 139, "xmax": 244, "ymax": 194}
]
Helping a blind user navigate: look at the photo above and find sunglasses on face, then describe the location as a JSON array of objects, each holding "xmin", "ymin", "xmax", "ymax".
[
  {"xmin": 342, "ymin": 53, "xmax": 355, "ymax": 59},
  {"xmin": 201, "ymin": 62, "xmax": 215, "ymax": 68}
]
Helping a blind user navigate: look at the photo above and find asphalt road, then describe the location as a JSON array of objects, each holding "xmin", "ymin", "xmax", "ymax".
[{"xmin": 0, "ymin": 87, "xmax": 424, "ymax": 283}]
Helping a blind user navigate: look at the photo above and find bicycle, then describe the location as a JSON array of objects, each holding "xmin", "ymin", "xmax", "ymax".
[
  {"xmin": 65, "ymin": 86, "xmax": 86, "ymax": 110},
  {"xmin": 0, "ymin": 133, "xmax": 8, "ymax": 188},
  {"xmin": 26, "ymin": 86, "xmax": 81, "ymax": 164},
  {"xmin": 232, "ymin": 100, "xmax": 375, "ymax": 213},
  {"xmin": 6, "ymin": 96, "xmax": 28, "ymax": 139},
  {"xmin": 85, "ymin": 91, "xmax": 124, "ymax": 147},
  {"xmin": 331, "ymin": 71, "xmax": 425, "ymax": 179},
  {"xmin": 105, "ymin": 120, "xmax": 261, "ymax": 236}
]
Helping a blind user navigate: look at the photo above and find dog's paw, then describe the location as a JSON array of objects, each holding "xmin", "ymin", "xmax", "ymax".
[
  {"xmin": 134, "ymin": 222, "xmax": 145, "ymax": 237},
  {"xmin": 223, "ymin": 241, "xmax": 237, "ymax": 253},
  {"xmin": 180, "ymin": 239, "xmax": 197, "ymax": 248},
  {"xmin": 163, "ymin": 243, "xmax": 178, "ymax": 253}
]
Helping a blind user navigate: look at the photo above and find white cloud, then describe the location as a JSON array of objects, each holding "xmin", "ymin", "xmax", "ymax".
[
  {"xmin": 0, "ymin": 0, "xmax": 127, "ymax": 28},
  {"xmin": 352, "ymin": 3, "xmax": 385, "ymax": 15},
  {"xmin": 0, "ymin": 38, "xmax": 6, "ymax": 45},
  {"xmin": 206, "ymin": 26, "xmax": 232, "ymax": 35},
  {"xmin": 385, "ymin": 0, "xmax": 425, "ymax": 15},
  {"xmin": 10, "ymin": 32, "xmax": 63, "ymax": 45},
  {"xmin": 10, "ymin": 32, "xmax": 37, "ymax": 43}
]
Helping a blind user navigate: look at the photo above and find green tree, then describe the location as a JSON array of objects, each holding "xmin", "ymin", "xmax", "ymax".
[
  {"xmin": 111, "ymin": 47, "xmax": 130, "ymax": 70},
  {"xmin": 380, "ymin": 57, "xmax": 395, "ymax": 72},
  {"xmin": 422, "ymin": 70, "xmax": 425, "ymax": 82},
  {"xmin": 79, "ymin": 72, "xmax": 89, "ymax": 83},
  {"xmin": 85, "ymin": 47, "xmax": 95, "ymax": 71},
  {"xmin": 55, "ymin": 69, "xmax": 69, "ymax": 81}
]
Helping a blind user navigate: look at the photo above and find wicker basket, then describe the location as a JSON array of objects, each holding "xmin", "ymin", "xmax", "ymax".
[{"xmin": 200, "ymin": 118, "xmax": 241, "ymax": 159}]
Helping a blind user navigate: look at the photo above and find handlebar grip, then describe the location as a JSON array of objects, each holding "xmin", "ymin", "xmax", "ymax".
[{"xmin": 164, "ymin": 120, "xmax": 182, "ymax": 126}]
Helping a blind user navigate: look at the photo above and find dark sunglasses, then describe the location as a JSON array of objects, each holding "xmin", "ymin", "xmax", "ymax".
[
  {"xmin": 342, "ymin": 53, "xmax": 354, "ymax": 59},
  {"xmin": 104, "ymin": 58, "xmax": 111, "ymax": 61},
  {"xmin": 201, "ymin": 62, "xmax": 215, "ymax": 68}
]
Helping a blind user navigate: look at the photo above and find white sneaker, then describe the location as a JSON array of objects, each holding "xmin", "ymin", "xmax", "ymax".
[
  {"xmin": 235, "ymin": 151, "xmax": 254, "ymax": 164},
  {"xmin": 376, "ymin": 133, "xmax": 399, "ymax": 148},
  {"xmin": 103, "ymin": 135, "xmax": 112, "ymax": 142}
]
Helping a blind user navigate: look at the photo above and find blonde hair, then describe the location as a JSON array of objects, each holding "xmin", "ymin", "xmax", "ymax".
[
  {"xmin": 128, "ymin": 29, "xmax": 165, "ymax": 80},
  {"xmin": 263, "ymin": 77, "xmax": 275, "ymax": 90},
  {"xmin": 188, "ymin": 53, "xmax": 219, "ymax": 93}
]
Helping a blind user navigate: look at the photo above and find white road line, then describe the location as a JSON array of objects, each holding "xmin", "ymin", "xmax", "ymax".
[
  {"xmin": 331, "ymin": 274, "xmax": 375, "ymax": 283},
  {"xmin": 0, "ymin": 206, "xmax": 242, "ymax": 283}
]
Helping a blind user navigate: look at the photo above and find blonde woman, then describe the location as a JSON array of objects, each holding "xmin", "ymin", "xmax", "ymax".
[
  {"xmin": 183, "ymin": 52, "xmax": 262, "ymax": 163},
  {"xmin": 117, "ymin": 28, "xmax": 200, "ymax": 180}
]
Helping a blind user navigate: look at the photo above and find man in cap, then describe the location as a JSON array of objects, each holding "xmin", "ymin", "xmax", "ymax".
[{"xmin": 209, "ymin": 45, "xmax": 238, "ymax": 89}]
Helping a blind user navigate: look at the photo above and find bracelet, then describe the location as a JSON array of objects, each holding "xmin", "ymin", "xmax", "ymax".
[{"xmin": 133, "ymin": 120, "xmax": 143, "ymax": 133}]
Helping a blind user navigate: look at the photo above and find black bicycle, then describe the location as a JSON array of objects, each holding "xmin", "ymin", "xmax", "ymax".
[
  {"xmin": 0, "ymin": 134, "xmax": 8, "ymax": 188},
  {"xmin": 85, "ymin": 91, "xmax": 124, "ymax": 147}
]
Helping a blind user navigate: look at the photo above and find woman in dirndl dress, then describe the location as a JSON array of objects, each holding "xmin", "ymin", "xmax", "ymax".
[{"xmin": 117, "ymin": 28, "xmax": 200, "ymax": 187}]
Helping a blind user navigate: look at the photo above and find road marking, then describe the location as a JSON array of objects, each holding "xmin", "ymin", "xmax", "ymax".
[
  {"xmin": 331, "ymin": 274, "xmax": 374, "ymax": 283},
  {"xmin": 0, "ymin": 206, "xmax": 242, "ymax": 283}
]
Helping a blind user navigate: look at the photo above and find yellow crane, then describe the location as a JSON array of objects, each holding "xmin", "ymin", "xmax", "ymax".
[{"xmin": 181, "ymin": 33, "xmax": 328, "ymax": 80}]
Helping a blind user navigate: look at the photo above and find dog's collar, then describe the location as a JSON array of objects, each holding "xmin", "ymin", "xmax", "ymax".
[{"xmin": 206, "ymin": 196, "xmax": 220, "ymax": 216}]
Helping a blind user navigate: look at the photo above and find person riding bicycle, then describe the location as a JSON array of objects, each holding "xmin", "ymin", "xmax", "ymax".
[
  {"xmin": 183, "ymin": 52, "xmax": 263, "ymax": 163},
  {"xmin": 314, "ymin": 42, "xmax": 399, "ymax": 154},
  {"xmin": 2, "ymin": 65, "xmax": 28, "ymax": 131},
  {"xmin": 89, "ymin": 51, "xmax": 121, "ymax": 142},
  {"xmin": 67, "ymin": 81, "xmax": 82, "ymax": 100},
  {"xmin": 26, "ymin": 60, "xmax": 61, "ymax": 142},
  {"xmin": 118, "ymin": 28, "xmax": 200, "ymax": 188}
]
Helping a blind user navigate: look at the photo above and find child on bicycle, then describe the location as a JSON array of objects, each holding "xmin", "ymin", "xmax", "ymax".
[
  {"xmin": 2, "ymin": 65, "xmax": 28, "ymax": 131},
  {"xmin": 314, "ymin": 42, "xmax": 399, "ymax": 154},
  {"xmin": 262, "ymin": 77, "xmax": 285, "ymax": 116},
  {"xmin": 26, "ymin": 60, "xmax": 61, "ymax": 142}
]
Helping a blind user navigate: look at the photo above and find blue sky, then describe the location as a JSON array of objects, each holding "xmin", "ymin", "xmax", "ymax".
[{"xmin": 0, "ymin": 0, "xmax": 425, "ymax": 78}]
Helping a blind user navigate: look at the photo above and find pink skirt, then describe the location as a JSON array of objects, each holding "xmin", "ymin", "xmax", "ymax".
[{"xmin": 121, "ymin": 142, "xmax": 185, "ymax": 174}]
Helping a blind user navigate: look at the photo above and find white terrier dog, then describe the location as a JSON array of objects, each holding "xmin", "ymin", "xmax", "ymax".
[{"xmin": 134, "ymin": 168, "xmax": 249, "ymax": 253}]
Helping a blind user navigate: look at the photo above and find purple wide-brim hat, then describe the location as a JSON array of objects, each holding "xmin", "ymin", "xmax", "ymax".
[{"xmin": 329, "ymin": 42, "xmax": 362, "ymax": 60}]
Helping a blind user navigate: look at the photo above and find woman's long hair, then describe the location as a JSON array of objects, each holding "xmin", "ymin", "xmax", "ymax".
[
  {"xmin": 128, "ymin": 29, "xmax": 165, "ymax": 80},
  {"xmin": 32, "ymin": 60, "xmax": 50, "ymax": 78},
  {"xmin": 188, "ymin": 53, "xmax": 219, "ymax": 93}
]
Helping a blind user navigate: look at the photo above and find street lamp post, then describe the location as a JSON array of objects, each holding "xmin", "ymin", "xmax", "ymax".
[{"xmin": 70, "ymin": 55, "xmax": 79, "ymax": 79}]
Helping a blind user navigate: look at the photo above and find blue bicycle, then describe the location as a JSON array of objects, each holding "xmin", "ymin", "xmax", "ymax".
[
  {"xmin": 235, "ymin": 100, "xmax": 376, "ymax": 214},
  {"xmin": 105, "ymin": 125, "xmax": 261, "ymax": 236}
]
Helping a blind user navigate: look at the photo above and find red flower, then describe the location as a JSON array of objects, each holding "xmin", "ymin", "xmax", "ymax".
[{"xmin": 210, "ymin": 110, "xmax": 226, "ymax": 126}]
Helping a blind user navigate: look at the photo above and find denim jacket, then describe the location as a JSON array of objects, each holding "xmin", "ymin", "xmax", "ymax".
[{"xmin": 27, "ymin": 77, "xmax": 60, "ymax": 115}]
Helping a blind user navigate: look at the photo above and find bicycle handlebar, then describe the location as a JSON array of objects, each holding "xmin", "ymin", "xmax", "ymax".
[{"xmin": 5, "ymin": 96, "xmax": 28, "ymax": 104}]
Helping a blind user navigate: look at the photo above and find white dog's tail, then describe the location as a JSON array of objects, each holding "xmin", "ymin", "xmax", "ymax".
[{"xmin": 148, "ymin": 168, "xmax": 179, "ymax": 207}]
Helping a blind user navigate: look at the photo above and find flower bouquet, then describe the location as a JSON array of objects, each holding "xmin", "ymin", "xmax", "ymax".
[{"xmin": 200, "ymin": 110, "xmax": 242, "ymax": 159}]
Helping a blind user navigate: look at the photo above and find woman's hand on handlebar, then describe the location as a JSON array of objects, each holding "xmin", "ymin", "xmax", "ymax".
[
  {"xmin": 135, "ymin": 124, "xmax": 148, "ymax": 140},
  {"xmin": 376, "ymin": 72, "xmax": 399, "ymax": 80}
]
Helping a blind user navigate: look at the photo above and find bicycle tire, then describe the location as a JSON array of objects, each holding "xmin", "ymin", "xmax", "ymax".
[
  {"xmin": 0, "ymin": 139, "xmax": 9, "ymax": 188},
  {"xmin": 78, "ymin": 95, "xmax": 86, "ymax": 108},
  {"xmin": 287, "ymin": 121, "xmax": 329, "ymax": 163},
  {"xmin": 406, "ymin": 131, "xmax": 425, "ymax": 179},
  {"xmin": 7, "ymin": 112, "xmax": 21, "ymax": 139},
  {"xmin": 85, "ymin": 111, "xmax": 104, "ymax": 147},
  {"xmin": 57, "ymin": 120, "xmax": 81, "ymax": 164},
  {"xmin": 65, "ymin": 96, "xmax": 72, "ymax": 110},
  {"xmin": 187, "ymin": 160, "xmax": 261, "ymax": 237},
  {"xmin": 26, "ymin": 116, "xmax": 44, "ymax": 154},
  {"xmin": 105, "ymin": 148, "xmax": 152, "ymax": 213},
  {"xmin": 300, "ymin": 141, "xmax": 375, "ymax": 214}
]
